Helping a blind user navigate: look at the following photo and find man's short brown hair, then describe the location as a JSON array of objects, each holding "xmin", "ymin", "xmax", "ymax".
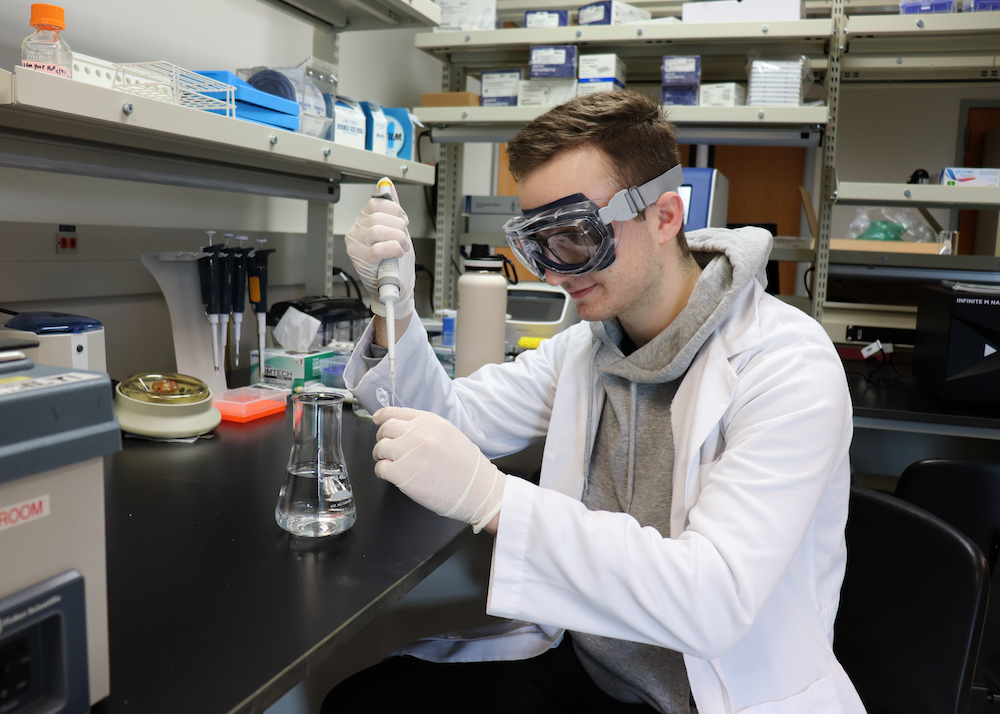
[{"xmin": 505, "ymin": 91, "xmax": 687, "ymax": 253}]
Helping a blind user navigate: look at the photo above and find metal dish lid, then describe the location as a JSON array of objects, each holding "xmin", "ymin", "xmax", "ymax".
[{"xmin": 118, "ymin": 373, "xmax": 211, "ymax": 405}]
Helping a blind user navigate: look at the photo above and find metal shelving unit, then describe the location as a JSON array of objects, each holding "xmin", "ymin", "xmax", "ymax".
[
  {"xmin": 417, "ymin": 18, "xmax": 838, "ymax": 312},
  {"xmin": 0, "ymin": 63, "xmax": 435, "ymax": 297},
  {"xmin": 836, "ymin": 182, "xmax": 1000, "ymax": 211},
  {"xmin": 417, "ymin": 9, "xmax": 1000, "ymax": 316},
  {"xmin": 257, "ymin": 0, "xmax": 441, "ymax": 30}
]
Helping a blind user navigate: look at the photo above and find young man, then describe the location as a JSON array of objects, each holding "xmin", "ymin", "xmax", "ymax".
[{"xmin": 331, "ymin": 92, "xmax": 864, "ymax": 713}]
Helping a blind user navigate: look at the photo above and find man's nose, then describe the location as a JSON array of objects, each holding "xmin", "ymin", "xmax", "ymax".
[{"xmin": 544, "ymin": 270, "xmax": 566, "ymax": 287}]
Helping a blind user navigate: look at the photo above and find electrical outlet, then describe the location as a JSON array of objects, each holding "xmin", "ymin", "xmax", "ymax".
[{"xmin": 56, "ymin": 224, "xmax": 77, "ymax": 254}]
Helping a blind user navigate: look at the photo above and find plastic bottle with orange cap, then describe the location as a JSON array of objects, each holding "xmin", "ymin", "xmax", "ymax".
[{"xmin": 21, "ymin": 4, "xmax": 72, "ymax": 79}]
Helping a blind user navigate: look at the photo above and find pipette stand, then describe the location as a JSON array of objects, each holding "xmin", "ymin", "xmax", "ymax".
[{"xmin": 142, "ymin": 252, "xmax": 229, "ymax": 395}]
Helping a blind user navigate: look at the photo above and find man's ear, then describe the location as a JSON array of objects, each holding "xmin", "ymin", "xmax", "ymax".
[{"xmin": 647, "ymin": 191, "xmax": 685, "ymax": 246}]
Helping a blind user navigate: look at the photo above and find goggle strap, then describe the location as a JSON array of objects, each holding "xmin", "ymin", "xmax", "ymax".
[{"xmin": 598, "ymin": 164, "xmax": 685, "ymax": 224}]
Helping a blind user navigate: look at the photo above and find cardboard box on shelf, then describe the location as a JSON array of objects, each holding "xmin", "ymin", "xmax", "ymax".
[{"xmin": 421, "ymin": 92, "xmax": 481, "ymax": 107}]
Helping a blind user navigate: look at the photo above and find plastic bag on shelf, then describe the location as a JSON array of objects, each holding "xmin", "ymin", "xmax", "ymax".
[{"xmin": 844, "ymin": 207, "xmax": 937, "ymax": 243}]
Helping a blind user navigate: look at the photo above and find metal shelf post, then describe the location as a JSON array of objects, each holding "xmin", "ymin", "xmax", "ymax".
[
  {"xmin": 434, "ymin": 63, "xmax": 467, "ymax": 311},
  {"xmin": 813, "ymin": 0, "xmax": 844, "ymax": 322}
]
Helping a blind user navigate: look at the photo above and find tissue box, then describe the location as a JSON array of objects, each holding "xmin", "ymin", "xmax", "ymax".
[
  {"xmin": 661, "ymin": 85, "xmax": 699, "ymax": 106},
  {"xmin": 578, "ymin": 1, "xmax": 652, "ymax": 25},
  {"xmin": 361, "ymin": 101, "xmax": 389, "ymax": 154},
  {"xmin": 579, "ymin": 54, "xmax": 626, "ymax": 83},
  {"xmin": 699, "ymin": 82, "xmax": 746, "ymax": 107},
  {"xmin": 334, "ymin": 96, "xmax": 367, "ymax": 149},
  {"xmin": 481, "ymin": 70, "xmax": 522, "ymax": 106},
  {"xmin": 435, "ymin": 0, "xmax": 497, "ymax": 31},
  {"xmin": 525, "ymin": 10, "xmax": 569, "ymax": 26},
  {"xmin": 662, "ymin": 56, "xmax": 701, "ymax": 84},
  {"xmin": 934, "ymin": 168, "xmax": 1000, "ymax": 187},
  {"xmin": 250, "ymin": 347, "xmax": 340, "ymax": 391},
  {"xmin": 578, "ymin": 78, "xmax": 626, "ymax": 96},
  {"xmin": 530, "ymin": 46, "xmax": 578, "ymax": 79},
  {"xmin": 518, "ymin": 79, "xmax": 578, "ymax": 107}
]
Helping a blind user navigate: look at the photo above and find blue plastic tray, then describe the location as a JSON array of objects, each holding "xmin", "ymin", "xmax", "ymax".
[{"xmin": 196, "ymin": 70, "xmax": 300, "ymax": 116}]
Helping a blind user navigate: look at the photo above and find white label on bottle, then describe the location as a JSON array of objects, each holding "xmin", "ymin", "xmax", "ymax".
[
  {"xmin": 22, "ymin": 61, "xmax": 70, "ymax": 78},
  {"xmin": 532, "ymin": 48, "xmax": 567, "ymax": 65}
]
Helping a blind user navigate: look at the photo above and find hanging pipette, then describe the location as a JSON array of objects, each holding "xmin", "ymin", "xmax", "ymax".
[
  {"xmin": 217, "ymin": 243, "xmax": 234, "ymax": 365},
  {"xmin": 248, "ymin": 240, "xmax": 275, "ymax": 384},
  {"xmin": 373, "ymin": 177, "xmax": 400, "ymax": 407},
  {"xmin": 197, "ymin": 243, "xmax": 223, "ymax": 371},
  {"xmin": 229, "ymin": 236, "xmax": 251, "ymax": 367}
]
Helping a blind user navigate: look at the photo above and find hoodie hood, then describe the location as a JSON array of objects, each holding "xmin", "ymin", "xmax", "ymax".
[{"xmin": 590, "ymin": 225, "xmax": 773, "ymax": 383}]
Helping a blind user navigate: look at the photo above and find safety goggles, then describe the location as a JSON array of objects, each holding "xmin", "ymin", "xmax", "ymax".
[{"xmin": 503, "ymin": 164, "xmax": 685, "ymax": 279}]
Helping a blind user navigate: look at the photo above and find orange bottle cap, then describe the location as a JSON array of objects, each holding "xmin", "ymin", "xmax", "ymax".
[{"xmin": 30, "ymin": 4, "xmax": 65, "ymax": 30}]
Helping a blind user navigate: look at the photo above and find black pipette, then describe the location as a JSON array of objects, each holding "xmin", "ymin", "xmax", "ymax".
[
  {"xmin": 197, "ymin": 244, "xmax": 224, "ymax": 371},
  {"xmin": 248, "ymin": 242, "xmax": 275, "ymax": 383},
  {"xmin": 229, "ymin": 239, "xmax": 252, "ymax": 366},
  {"xmin": 217, "ymin": 246, "xmax": 234, "ymax": 364}
]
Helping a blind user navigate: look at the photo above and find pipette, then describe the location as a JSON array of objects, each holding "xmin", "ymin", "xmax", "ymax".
[
  {"xmin": 217, "ymin": 244, "xmax": 234, "ymax": 363},
  {"xmin": 197, "ymin": 243, "xmax": 223, "ymax": 371},
  {"xmin": 373, "ymin": 177, "xmax": 400, "ymax": 407},
  {"xmin": 248, "ymin": 241, "xmax": 275, "ymax": 384},
  {"xmin": 229, "ymin": 237, "xmax": 252, "ymax": 366}
]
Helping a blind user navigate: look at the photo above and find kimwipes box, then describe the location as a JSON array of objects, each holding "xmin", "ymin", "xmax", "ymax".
[{"xmin": 250, "ymin": 347, "xmax": 339, "ymax": 391}]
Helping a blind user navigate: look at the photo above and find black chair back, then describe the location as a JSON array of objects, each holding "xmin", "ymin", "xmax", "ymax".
[
  {"xmin": 895, "ymin": 459, "xmax": 1000, "ymax": 693},
  {"xmin": 835, "ymin": 486, "xmax": 989, "ymax": 714}
]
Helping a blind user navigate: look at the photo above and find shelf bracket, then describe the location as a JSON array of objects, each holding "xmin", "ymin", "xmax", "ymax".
[
  {"xmin": 433, "ymin": 63, "xmax": 467, "ymax": 312},
  {"xmin": 813, "ymin": 0, "xmax": 845, "ymax": 322}
]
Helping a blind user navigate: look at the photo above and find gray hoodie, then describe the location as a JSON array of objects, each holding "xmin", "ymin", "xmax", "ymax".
[{"xmin": 571, "ymin": 226, "xmax": 773, "ymax": 714}]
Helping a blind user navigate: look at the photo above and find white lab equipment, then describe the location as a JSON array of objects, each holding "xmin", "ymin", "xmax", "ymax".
[
  {"xmin": 141, "ymin": 252, "xmax": 228, "ymax": 395},
  {"xmin": 505, "ymin": 283, "xmax": 580, "ymax": 350},
  {"xmin": 0, "ymin": 345, "xmax": 121, "ymax": 711},
  {"xmin": 374, "ymin": 178, "xmax": 401, "ymax": 406},
  {"xmin": 0, "ymin": 311, "xmax": 107, "ymax": 372},
  {"xmin": 113, "ymin": 372, "xmax": 222, "ymax": 439}
]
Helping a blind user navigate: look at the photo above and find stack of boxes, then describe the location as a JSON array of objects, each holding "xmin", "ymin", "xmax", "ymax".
[
  {"xmin": 481, "ymin": 69, "xmax": 522, "ymax": 106},
  {"xmin": 661, "ymin": 56, "xmax": 700, "ymax": 106},
  {"xmin": 747, "ymin": 58, "xmax": 806, "ymax": 106},
  {"xmin": 520, "ymin": 45, "xmax": 578, "ymax": 107},
  {"xmin": 577, "ymin": 54, "xmax": 626, "ymax": 97}
]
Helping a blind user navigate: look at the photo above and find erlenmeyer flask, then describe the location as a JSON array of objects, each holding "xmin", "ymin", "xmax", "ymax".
[{"xmin": 276, "ymin": 393, "xmax": 357, "ymax": 537}]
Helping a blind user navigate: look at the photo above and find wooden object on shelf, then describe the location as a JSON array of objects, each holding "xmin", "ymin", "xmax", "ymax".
[
  {"xmin": 830, "ymin": 239, "xmax": 941, "ymax": 255},
  {"xmin": 495, "ymin": 246, "xmax": 541, "ymax": 282},
  {"xmin": 420, "ymin": 91, "xmax": 480, "ymax": 107}
]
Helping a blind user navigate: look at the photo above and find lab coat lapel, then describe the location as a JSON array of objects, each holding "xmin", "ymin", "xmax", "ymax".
[{"xmin": 670, "ymin": 282, "xmax": 762, "ymax": 538}]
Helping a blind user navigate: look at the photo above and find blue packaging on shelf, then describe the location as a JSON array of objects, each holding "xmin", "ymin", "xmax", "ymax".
[
  {"xmin": 530, "ymin": 45, "xmax": 577, "ymax": 79},
  {"xmin": 233, "ymin": 102, "xmax": 300, "ymax": 131},
  {"xmin": 661, "ymin": 56, "xmax": 701, "ymax": 85},
  {"xmin": 661, "ymin": 85, "xmax": 699, "ymax": 106},
  {"xmin": 899, "ymin": 0, "xmax": 955, "ymax": 11},
  {"xmin": 196, "ymin": 70, "xmax": 300, "ymax": 116},
  {"xmin": 360, "ymin": 101, "xmax": 389, "ymax": 154},
  {"xmin": 964, "ymin": 0, "xmax": 1000, "ymax": 8},
  {"xmin": 481, "ymin": 69, "xmax": 522, "ymax": 106},
  {"xmin": 524, "ymin": 9, "xmax": 569, "ymax": 26},
  {"xmin": 383, "ymin": 107, "xmax": 419, "ymax": 161}
]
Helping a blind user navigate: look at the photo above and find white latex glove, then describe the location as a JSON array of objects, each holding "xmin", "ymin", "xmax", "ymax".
[
  {"xmin": 344, "ymin": 182, "xmax": 416, "ymax": 319},
  {"xmin": 373, "ymin": 407, "xmax": 506, "ymax": 534}
]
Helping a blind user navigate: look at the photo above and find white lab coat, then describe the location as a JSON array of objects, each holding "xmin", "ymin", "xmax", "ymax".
[{"xmin": 346, "ymin": 277, "xmax": 866, "ymax": 714}]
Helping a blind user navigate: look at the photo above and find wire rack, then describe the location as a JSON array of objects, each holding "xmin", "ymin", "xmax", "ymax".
[{"xmin": 112, "ymin": 62, "xmax": 235, "ymax": 116}]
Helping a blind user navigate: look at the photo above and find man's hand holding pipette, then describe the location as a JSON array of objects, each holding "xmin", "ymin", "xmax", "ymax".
[
  {"xmin": 344, "ymin": 179, "xmax": 416, "ymax": 349},
  {"xmin": 372, "ymin": 407, "xmax": 506, "ymax": 535}
]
